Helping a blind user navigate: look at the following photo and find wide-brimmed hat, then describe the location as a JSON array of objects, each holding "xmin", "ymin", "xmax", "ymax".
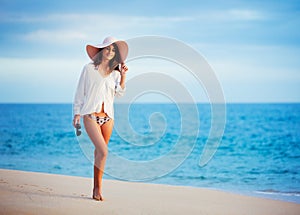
[{"xmin": 86, "ymin": 36, "xmax": 128, "ymax": 63}]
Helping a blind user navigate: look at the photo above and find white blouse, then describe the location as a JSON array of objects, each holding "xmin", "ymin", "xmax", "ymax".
[{"xmin": 73, "ymin": 63, "xmax": 125, "ymax": 119}]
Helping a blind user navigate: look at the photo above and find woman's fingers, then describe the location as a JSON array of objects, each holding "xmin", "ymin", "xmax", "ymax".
[
  {"xmin": 73, "ymin": 115, "xmax": 80, "ymax": 127},
  {"xmin": 121, "ymin": 63, "xmax": 128, "ymax": 74},
  {"xmin": 122, "ymin": 65, "xmax": 128, "ymax": 71}
]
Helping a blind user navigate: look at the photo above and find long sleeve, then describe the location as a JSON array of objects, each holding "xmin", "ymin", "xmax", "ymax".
[
  {"xmin": 73, "ymin": 66, "xmax": 87, "ymax": 115},
  {"xmin": 114, "ymin": 71, "xmax": 126, "ymax": 97}
]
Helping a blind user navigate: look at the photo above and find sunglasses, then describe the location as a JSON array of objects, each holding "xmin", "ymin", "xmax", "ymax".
[{"xmin": 75, "ymin": 123, "xmax": 82, "ymax": 136}]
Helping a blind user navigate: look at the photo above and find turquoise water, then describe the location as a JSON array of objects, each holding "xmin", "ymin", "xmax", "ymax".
[{"xmin": 0, "ymin": 103, "xmax": 299, "ymax": 203}]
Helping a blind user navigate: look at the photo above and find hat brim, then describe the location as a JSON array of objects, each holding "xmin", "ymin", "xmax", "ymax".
[{"xmin": 86, "ymin": 40, "xmax": 128, "ymax": 63}]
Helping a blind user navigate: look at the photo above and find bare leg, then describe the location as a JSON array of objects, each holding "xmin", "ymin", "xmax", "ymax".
[
  {"xmin": 101, "ymin": 118, "xmax": 114, "ymax": 144},
  {"xmin": 96, "ymin": 119, "xmax": 114, "ymax": 198},
  {"xmin": 84, "ymin": 116, "xmax": 107, "ymax": 201},
  {"xmin": 84, "ymin": 116, "xmax": 113, "ymax": 201}
]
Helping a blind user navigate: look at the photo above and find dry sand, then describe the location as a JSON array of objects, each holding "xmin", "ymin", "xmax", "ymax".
[{"xmin": 0, "ymin": 169, "xmax": 299, "ymax": 215}]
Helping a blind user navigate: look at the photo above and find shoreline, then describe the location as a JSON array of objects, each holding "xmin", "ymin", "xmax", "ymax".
[
  {"xmin": 135, "ymin": 181, "xmax": 300, "ymax": 204},
  {"xmin": 1, "ymin": 169, "xmax": 299, "ymax": 215},
  {"xmin": 2, "ymin": 167, "xmax": 300, "ymax": 204},
  {"xmin": 215, "ymin": 187, "xmax": 300, "ymax": 205}
]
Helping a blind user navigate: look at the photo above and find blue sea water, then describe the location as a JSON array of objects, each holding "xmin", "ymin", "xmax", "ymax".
[{"xmin": 0, "ymin": 103, "xmax": 299, "ymax": 203}]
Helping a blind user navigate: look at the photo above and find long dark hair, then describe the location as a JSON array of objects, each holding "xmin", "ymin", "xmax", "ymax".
[{"xmin": 93, "ymin": 43, "xmax": 121, "ymax": 71}]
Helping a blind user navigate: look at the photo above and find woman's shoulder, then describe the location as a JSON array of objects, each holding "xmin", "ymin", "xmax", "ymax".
[
  {"xmin": 81, "ymin": 62, "xmax": 96, "ymax": 75},
  {"xmin": 84, "ymin": 62, "xmax": 96, "ymax": 70}
]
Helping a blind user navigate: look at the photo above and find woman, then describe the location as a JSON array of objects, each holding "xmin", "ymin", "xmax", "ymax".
[{"xmin": 72, "ymin": 36, "xmax": 128, "ymax": 201}]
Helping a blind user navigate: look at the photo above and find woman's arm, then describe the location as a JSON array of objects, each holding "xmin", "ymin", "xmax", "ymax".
[
  {"xmin": 73, "ymin": 65, "xmax": 87, "ymax": 127},
  {"xmin": 115, "ymin": 63, "xmax": 128, "ymax": 97},
  {"xmin": 119, "ymin": 63, "xmax": 128, "ymax": 89}
]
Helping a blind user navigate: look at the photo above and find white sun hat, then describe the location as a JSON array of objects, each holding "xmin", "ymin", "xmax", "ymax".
[{"xmin": 86, "ymin": 36, "xmax": 129, "ymax": 63}]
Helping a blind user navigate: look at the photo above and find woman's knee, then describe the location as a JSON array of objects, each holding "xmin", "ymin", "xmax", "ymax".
[{"xmin": 95, "ymin": 147, "xmax": 108, "ymax": 159}]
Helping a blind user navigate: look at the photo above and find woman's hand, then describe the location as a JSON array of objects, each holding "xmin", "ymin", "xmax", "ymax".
[
  {"xmin": 120, "ymin": 63, "xmax": 128, "ymax": 76},
  {"xmin": 119, "ymin": 63, "xmax": 128, "ymax": 89},
  {"xmin": 73, "ymin": 114, "xmax": 81, "ymax": 128}
]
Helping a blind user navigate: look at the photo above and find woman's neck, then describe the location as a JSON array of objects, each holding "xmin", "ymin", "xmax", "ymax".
[
  {"xmin": 98, "ymin": 60, "xmax": 112, "ymax": 76},
  {"xmin": 101, "ymin": 59, "xmax": 110, "ymax": 67},
  {"xmin": 99, "ymin": 60, "xmax": 110, "ymax": 70}
]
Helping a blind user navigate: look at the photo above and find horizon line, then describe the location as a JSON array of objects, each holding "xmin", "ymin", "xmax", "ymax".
[{"xmin": 0, "ymin": 102, "xmax": 299, "ymax": 105}]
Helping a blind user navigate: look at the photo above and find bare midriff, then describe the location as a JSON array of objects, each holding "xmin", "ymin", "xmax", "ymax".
[{"xmin": 93, "ymin": 102, "xmax": 107, "ymax": 117}]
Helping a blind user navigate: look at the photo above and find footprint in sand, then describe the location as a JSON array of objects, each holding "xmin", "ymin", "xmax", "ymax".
[
  {"xmin": 24, "ymin": 184, "xmax": 38, "ymax": 187},
  {"xmin": 46, "ymin": 187, "xmax": 53, "ymax": 191},
  {"xmin": 0, "ymin": 179, "xmax": 8, "ymax": 184},
  {"xmin": 37, "ymin": 189, "xmax": 51, "ymax": 194}
]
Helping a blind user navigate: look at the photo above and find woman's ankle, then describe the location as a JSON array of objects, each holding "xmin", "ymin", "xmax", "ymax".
[{"xmin": 93, "ymin": 187, "xmax": 101, "ymax": 194}]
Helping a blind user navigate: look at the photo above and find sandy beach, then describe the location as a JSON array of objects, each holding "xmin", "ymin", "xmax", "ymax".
[{"xmin": 0, "ymin": 169, "xmax": 299, "ymax": 215}]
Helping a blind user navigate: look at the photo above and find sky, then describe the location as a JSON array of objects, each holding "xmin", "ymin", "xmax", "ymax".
[{"xmin": 0, "ymin": 0, "xmax": 299, "ymax": 103}]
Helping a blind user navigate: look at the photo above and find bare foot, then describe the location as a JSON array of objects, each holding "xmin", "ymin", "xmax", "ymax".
[{"xmin": 93, "ymin": 188, "xmax": 104, "ymax": 201}]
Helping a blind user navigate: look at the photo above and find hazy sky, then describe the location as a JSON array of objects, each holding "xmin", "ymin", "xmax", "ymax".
[{"xmin": 0, "ymin": 0, "xmax": 299, "ymax": 103}]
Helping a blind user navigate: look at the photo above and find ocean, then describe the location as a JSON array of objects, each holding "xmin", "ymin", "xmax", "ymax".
[{"xmin": 0, "ymin": 103, "xmax": 299, "ymax": 203}]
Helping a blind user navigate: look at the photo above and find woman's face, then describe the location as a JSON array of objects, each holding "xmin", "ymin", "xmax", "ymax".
[{"xmin": 102, "ymin": 44, "xmax": 116, "ymax": 61}]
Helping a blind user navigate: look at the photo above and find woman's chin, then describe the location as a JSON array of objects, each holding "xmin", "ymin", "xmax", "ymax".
[{"xmin": 103, "ymin": 56, "xmax": 114, "ymax": 61}]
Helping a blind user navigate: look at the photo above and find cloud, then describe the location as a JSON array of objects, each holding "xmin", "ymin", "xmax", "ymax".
[
  {"xmin": 21, "ymin": 29, "xmax": 88, "ymax": 43},
  {"xmin": 0, "ymin": 57, "xmax": 85, "ymax": 103},
  {"xmin": 2, "ymin": 9, "xmax": 264, "ymax": 25},
  {"xmin": 15, "ymin": 9, "xmax": 266, "ymax": 45},
  {"xmin": 189, "ymin": 8, "xmax": 267, "ymax": 23},
  {"xmin": 1, "ymin": 12, "xmax": 193, "ymax": 26},
  {"xmin": 227, "ymin": 9, "xmax": 265, "ymax": 20},
  {"xmin": 8, "ymin": 13, "xmax": 193, "ymax": 44}
]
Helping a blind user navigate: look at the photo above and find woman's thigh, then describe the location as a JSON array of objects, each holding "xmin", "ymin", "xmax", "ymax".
[
  {"xmin": 101, "ymin": 119, "xmax": 114, "ymax": 145},
  {"xmin": 83, "ymin": 116, "xmax": 107, "ymax": 151}
]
